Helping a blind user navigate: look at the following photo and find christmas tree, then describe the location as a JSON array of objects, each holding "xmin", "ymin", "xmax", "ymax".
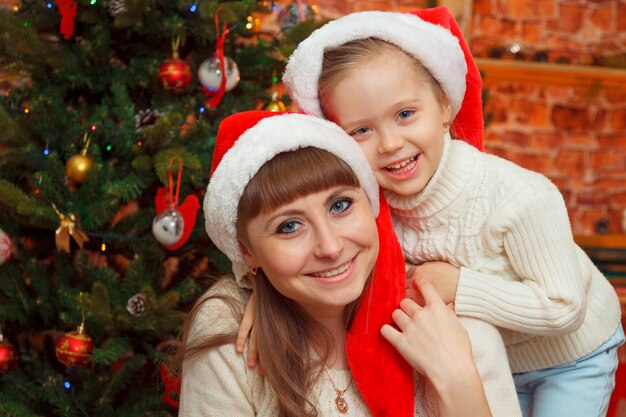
[{"xmin": 0, "ymin": 1, "xmax": 322, "ymax": 415}]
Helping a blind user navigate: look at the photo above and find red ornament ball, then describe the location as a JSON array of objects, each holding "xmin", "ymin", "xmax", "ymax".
[
  {"xmin": 0, "ymin": 336, "xmax": 19, "ymax": 373},
  {"xmin": 55, "ymin": 327, "xmax": 94, "ymax": 368},
  {"xmin": 157, "ymin": 55, "xmax": 192, "ymax": 93}
]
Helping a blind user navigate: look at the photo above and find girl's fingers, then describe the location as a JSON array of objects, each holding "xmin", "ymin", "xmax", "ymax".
[
  {"xmin": 247, "ymin": 326, "xmax": 258, "ymax": 368},
  {"xmin": 415, "ymin": 280, "xmax": 443, "ymax": 306},
  {"xmin": 236, "ymin": 294, "xmax": 256, "ymax": 353},
  {"xmin": 380, "ymin": 323, "xmax": 402, "ymax": 345},
  {"xmin": 399, "ymin": 298, "xmax": 421, "ymax": 316}
]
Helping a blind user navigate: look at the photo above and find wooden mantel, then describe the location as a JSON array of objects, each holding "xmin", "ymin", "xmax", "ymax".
[{"xmin": 476, "ymin": 58, "xmax": 626, "ymax": 90}]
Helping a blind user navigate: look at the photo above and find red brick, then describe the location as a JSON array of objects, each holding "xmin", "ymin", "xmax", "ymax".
[
  {"xmin": 592, "ymin": 176, "xmax": 626, "ymax": 189},
  {"xmin": 558, "ymin": 4, "xmax": 587, "ymax": 34},
  {"xmin": 590, "ymin": 6, "xmax": 615, "ymax": 32},
  {"xmin": 590, "ymin": 150, "xmax": 621, "ymax": 170},
  {"xmin": 502, "ymin": 130, "xmax": 529, "ymax": 147},
  {"xmin": 494, "ymin": 82, "xmax": 537, "ymax": 95},
  {"xmin": 351, "ymin": 1, "xmax": 393, "ymax": 12},
  {"xmin": 522, "ymin": 21, "xmax": 542, "ymax": 44},
  {"xmin": 593, "ymin": 109, "xmax": 607, "ymax": 132},
  {"xmin": 480, "ymin": 15, "xmax": 518, "ymax": 37},
  {"xmin": 555, "ymin": 149, "xmax": 585, "ymax": 176},
  {"xmin": 484, "ymin": 130, "xmax": 503, "ymax": 146},
  {"xmin": 508, "ymin": 0, "xmax": 554, "ymax": 18},
  {"xmin": 610, "ymin": 109, "xmax": 626, "ymax": 131},
  {"xmin": 545, "ymin": 86, "xmax": 572, "ymax": 100},
  {"xmin": 511, "ymin": 98, "xmax": 531, "ymax": 114},
  {"xmin": 618, "ymin": 3, "xmax": 626, "ymax": 31},
  {"xmin": 470, "ymin": 37, "xmax": 500, "ymax": 58},
  {"xmin": 605, "ymin": 89, "xmax": 626, "ymax": 104},
  {"xmin": 599, "ymin": 135, "xmax": 626, "ymax": 148},
  {"xmin": 473, "ymin": 0, "xmax": 492, "ymax": 14},
  {"xmin": 546, "ymin": 34, "xmax": 585, "ymax": 51},
  {"xmin": 528, "ymin": 103, "xmax": 549, "ymax": 127},
  {"xmin": 530, "ymin": 133, "xmax": 564, "ymax": 150},
  {"xmin": 507, "ymin": 151, "xmax": 553, "ymax": 174},
  {"xmin": 608, "ymin": 209, "xmax": 626, "ymax": 234},
  {"xmin": 612, "ymin": 192, "xmax": 626, "ymax": 206},
  {"xmin": 577, "ymin": 190, "xmax": 609, "ymax": 205},
  {"xmin": 552, "ymin": 105, "xmax": 591, "ymax": 132},
  {"xmin": 567, "ymin": 134, "xmax": 597, "ymax": 146},
  {"xmin": 485, "ymin": 96, "xmax": 509, "ymax": 123}
]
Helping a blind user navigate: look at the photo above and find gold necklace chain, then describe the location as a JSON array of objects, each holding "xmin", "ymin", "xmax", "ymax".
[{"xmin": 324, "ymin": 367, "xmax": 353, "ymax": 414}]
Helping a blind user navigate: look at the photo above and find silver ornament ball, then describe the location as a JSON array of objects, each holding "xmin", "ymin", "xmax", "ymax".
[
  {"xmin": 198, "ymin": 56, "xmax": 240, "ymax": 92},
  {"xmin": 152, "ymin": 208, "xmax": 184, "ymax": 246}
]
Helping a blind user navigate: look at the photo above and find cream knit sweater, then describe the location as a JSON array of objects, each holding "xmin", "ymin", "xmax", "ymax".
[
  {"xmin": 387, "ymin": 135, "xmax": 621, "ymax": 374},
  {"xmin": 179, "ymin": 278, "xmax": 441, "ymax": 416}
]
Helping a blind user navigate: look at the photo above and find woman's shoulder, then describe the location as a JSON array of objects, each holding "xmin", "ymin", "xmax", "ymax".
[{"xmin": 188, "ymin": 276, "xmax": 251, "ymax": 339}]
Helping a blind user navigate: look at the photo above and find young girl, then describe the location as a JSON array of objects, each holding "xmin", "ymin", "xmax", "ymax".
[
  {"xmin": 282, "ymin": 7, "xmax": 624, "ymax": 417},
  {"xmin": 177, "ymin": 110, "xmax": 492, "ymax": 416}
]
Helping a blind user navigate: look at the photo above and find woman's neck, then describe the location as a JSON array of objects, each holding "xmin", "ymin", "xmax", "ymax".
[{"xmin": 313, "ymin": 314, "xmax": 349, "ymax": 369}]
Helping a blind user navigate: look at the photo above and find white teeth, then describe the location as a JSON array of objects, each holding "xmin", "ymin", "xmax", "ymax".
[
  {"xmin": 386, "ymin": 156, "xmax": 417, "ymax": 173},
  {"xmin": 311, "ymin": 261, "xmax": 351, "ymax": 278}
]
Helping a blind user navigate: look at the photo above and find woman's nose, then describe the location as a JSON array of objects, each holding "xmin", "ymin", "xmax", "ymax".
[{"xmin": 313, "ymin": 223, "xmax": 343, "ymax": 260}]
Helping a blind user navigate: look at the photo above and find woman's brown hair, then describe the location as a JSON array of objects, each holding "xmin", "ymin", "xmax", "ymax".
[{"xmin": 175, "ymin": 147, "xmax": 371, "ymax": 417}]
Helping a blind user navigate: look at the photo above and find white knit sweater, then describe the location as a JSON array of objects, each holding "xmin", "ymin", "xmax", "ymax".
[
  {"xmin": 387, "ymin": 135, "xmax": 622, "ymax": 374},
  {"xmin": 179, "ymin": 278, "xmax": 440, "ymax": 416}
]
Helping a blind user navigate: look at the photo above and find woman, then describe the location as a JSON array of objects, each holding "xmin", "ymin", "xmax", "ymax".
[{"xmin": 176, "ymin": 111, "xmax": 491, "ymax": 417}]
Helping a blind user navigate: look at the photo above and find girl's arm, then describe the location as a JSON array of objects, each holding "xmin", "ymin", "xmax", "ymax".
[
  {"xmin": 381, "ymin": 281, "xmax": 493, "ymax": 417},
  {"xmin": 412, "ymin": 186, "xmax": 589, "ymax": 336},
  {"xmin": 453, "ymin": 186, "xmax": 588, "ymax": 335}
]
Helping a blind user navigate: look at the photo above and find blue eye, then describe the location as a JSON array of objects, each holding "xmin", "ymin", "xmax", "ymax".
[
  {"xmin": 330, "ymin": 198, "xmax": 352, "ymax": 214},
  {"xmin": 276, "ymin": 220, "xmax": 300, "ymax": 234},
  {"xmin": 350, "ymin": 127, "xmax": 371, "ymax": 137},
  {"xmin": 397, "ymin": 110, "xmax": 414, "ymax": 120}
]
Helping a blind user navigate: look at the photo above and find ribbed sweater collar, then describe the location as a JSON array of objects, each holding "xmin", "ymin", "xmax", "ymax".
[{"xmin": 384, "ymin": 133, "xmax": 476, "ymax": 217}]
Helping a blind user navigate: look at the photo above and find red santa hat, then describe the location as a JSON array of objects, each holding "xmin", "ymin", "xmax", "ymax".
[
  {"xmin": 283, "ymin": 6, "xmax": 484, "ymax": 150},
  {"xmin": 205, "ymin": 110, "xmax": 414, "ymax": 416},
  {"xmin": 205, "ymin": 110, "xmax": 379, "ymax": 286}
]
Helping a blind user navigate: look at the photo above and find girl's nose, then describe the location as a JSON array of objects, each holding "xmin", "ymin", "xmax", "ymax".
[{"xmin": 377, "ymin": 128, "xmax": 404, "ymax": 154}]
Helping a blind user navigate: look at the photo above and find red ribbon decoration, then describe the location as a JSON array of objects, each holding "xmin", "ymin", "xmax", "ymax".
[
  {"xmin": 55, "ymin": 0, "xmax": 77, "ymax": 40},
  {"xmin": 154, "ymin": 157, "xmax": 200, "ymax": 251},
  {"xmin": 159, "ymin": 363, "xmax": 181, "ymax": 408},
  {"xmin": 203, "ymin": 9, "xmax": 230, "ymax": 108},
  {"xmin": 168, "ymin": 157, "xmax": 183, "ymax": 208}
]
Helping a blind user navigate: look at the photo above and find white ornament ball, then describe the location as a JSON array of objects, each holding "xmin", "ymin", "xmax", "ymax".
[
  {"xmin": 198, "ymin": 56, "xmax": 240, "ymax": 93},
  {"xmin": 0, "ymin": 228, "xmax": 13, "ymax": 265},
  {"xmin": 152, "ymin": 208, "xmax": 184, "ymax": 247}
]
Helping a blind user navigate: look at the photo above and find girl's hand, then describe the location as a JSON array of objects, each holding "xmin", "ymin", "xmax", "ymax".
[
  {"xmin": 409, "ymin": 261, "xmax": 460, "ymax": 305},
  {"xmin": 236, "ymin": 292, "xmax": 259, "ymax": 368},
  {"xmin": 381, "ymin": 281, "xmax": 473, "ymax": 378}
]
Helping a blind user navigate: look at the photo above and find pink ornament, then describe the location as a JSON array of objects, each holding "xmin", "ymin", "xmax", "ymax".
[{"xmin": 0, "ymin": 228, "xmax": 13, "ymax": 265}]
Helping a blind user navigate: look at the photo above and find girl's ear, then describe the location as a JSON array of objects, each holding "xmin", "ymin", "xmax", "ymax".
[
  {"xmin": 441, "ymin": 98, "xmax": 453, "ymax": 132},
  {"xmin": 238, "ymin": 238, "xmax": 258, "ymax": 268}
]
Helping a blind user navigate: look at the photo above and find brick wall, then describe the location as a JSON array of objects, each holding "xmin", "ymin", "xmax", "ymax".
[
  {"xmin": 471, "ymin": 0, "xmax": 626, "ymax": 234},
  {"xmin": 315, "ymin": 0, "xmax": 626, "ymax": 234}
]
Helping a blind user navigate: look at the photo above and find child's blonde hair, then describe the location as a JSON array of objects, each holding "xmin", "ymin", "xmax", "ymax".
[{"xmin": 319, "ymin": 38, "xmax": 450, "ymax": 122}]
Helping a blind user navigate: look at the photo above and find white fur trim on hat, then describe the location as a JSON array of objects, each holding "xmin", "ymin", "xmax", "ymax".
[
  {"xmin": 283, "ymin": 11, "xmax": 467, "ymax": 118},
  {"xmin": 204, "ymin": 113, "xmax": 379, "ymax": 285}
]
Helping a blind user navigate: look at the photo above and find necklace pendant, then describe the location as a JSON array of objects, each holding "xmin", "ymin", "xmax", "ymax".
[{"xmin": 335, "ymin": 395, "xmax": 349, "ymax": 414}]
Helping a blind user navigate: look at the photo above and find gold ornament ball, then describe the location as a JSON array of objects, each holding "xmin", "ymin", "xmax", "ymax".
[
  {"xmin": 265, "ymin": 99, "xmax": 287, "ymax": 112},
  {"xmin": 66, "ymin": 154, "xmax": 94, "ymax": 183}
]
